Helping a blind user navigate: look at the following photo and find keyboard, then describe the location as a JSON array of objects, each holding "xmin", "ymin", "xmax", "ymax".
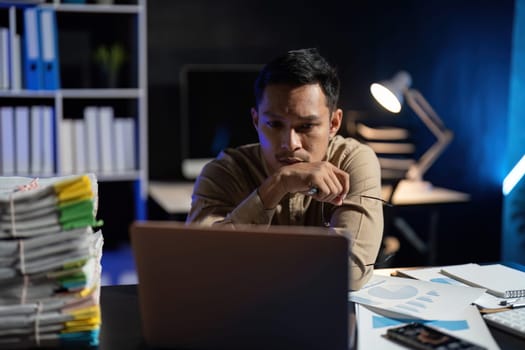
[{"xmin": 484, "ymin": 307, "xmax": 525, "ymax": 338}]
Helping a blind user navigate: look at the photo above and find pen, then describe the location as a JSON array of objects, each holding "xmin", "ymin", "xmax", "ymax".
[{"xmin": 511, "ymin": 302, "xmax": 525, "ymax": 309}]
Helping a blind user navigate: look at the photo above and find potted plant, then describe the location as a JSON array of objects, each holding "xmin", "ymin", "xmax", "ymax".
[{"xmin": 93, "ymin": 43, "xmax": 126, "ymax": 88}]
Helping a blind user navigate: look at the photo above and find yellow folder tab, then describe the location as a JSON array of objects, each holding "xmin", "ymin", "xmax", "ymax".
[
  {"xmin": 65, "ymin": 316, "xmax": 101, "ymax": 328},
  {"xmin": 63, "ymin": 316, "xmax": 101, "ymax": 333},
  {"xmin": 76, "ymin": 284, "xmax": 97, "ymax": 298},
  {"xmin": 62, "ymin": 324, "xmax": 101, "ymax": 334},
  {"xmin": 68, "ymin": 305, "xmax": 100, "ymax": 320},
  {"xmin": 53, "ymin": 174, "xmax": 88, "ymax": 191},
  {"xmin": 54, "ymin": 175, "xmax": 93, "ymax": 202}
]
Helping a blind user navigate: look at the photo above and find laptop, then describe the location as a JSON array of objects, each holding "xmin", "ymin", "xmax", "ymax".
[{"xmin": 130, "ymin": 221, "xmax": 350, "ymax": 350}]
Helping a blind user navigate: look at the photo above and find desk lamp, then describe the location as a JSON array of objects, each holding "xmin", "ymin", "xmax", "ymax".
[{"xmin": 370, "ymin": 71, "xmax": 454, "ymax": 192}]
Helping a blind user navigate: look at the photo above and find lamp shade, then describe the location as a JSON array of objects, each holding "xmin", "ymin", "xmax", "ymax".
[{"xmin": 370, "ymin": 71, "xmax": 412, "ymax": 113}]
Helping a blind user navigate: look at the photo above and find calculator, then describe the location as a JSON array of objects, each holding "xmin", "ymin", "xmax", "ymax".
[{"xmin": 385, "ymin": 322, "xmax": 487, "ymax": 350}]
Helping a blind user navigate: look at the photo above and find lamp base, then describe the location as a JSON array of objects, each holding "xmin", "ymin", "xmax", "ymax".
[
  {"xmin": 396, "ymin": 179, "xmax": 434, "ymax": 194},
  {"xmin": 390, "ymin": 179, "xmax": 469, "ymax": 205}
]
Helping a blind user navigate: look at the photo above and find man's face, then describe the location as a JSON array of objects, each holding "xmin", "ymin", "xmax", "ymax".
[{"xmin": 251, "ymin": 83, "xmax": 342, "ymax": 174}]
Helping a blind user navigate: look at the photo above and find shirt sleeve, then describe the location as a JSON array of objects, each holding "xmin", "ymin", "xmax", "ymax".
[
  {"xmin": 185, "ymin": 158, "xmax": 276, "ymax": 227},
  {"xmin": 330, "ymin": 143, "xmax": 384, "ymax": 291}
]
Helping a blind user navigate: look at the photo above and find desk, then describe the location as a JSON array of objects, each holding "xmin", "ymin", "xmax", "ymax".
[
  {"xmin": 382, "ymin": 179, "xmax": 470, "ymax": 265},
  {"xmin": 149, "ymin": 181, "xmax": 195, "ymax": 215},
  {"xmin": 99, "ymin": 284, "xmax": 524, "ymax": 350},
  {"xmin": 383, "ymin": 179, "xmax": 470, "ymax": 205},
  {"xmin": 99, "ymin": 285, "xmax": 144, "ymax": 349}
]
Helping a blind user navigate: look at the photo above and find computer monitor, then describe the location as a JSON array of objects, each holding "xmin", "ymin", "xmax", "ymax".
[{"xmin": 179, "ymin": 64, "xmax": 263, "ymax": 179}]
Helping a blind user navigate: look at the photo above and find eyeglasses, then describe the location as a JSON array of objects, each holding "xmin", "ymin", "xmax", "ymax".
[
  {"xmin": 353, "ymin": 195, "xmax": 393, "ymax": 207},
  {"xmin": 365, "ymin": 252, "xmax": 396, "ymax": 268},
  {"xmin": 307, "ymin": 187, "xmax": 393, "ymax": 208},
  {"xmin": 320, "ymin": 194, "xmax": 393, "ymax": 227}
]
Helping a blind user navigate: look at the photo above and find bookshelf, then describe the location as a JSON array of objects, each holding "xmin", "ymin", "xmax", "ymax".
[{"xmin": 0, "ymin": 0, "xmax": 148, "ymax": 224}]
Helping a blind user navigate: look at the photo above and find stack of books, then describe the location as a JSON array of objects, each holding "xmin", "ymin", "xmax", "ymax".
[{"xmin": 0, "ymin": 174, "xmax": 103, "ymax": 348}]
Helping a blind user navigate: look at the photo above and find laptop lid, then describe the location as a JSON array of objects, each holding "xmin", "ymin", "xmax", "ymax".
[{"xmin": 130, "ymin": 221, "xmax": 349, "ymax": 350}]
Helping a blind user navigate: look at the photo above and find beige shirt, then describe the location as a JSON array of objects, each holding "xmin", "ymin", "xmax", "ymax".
[{"xmin": 186, "ymin": 135, "xmax": 384, "ymax": 290}]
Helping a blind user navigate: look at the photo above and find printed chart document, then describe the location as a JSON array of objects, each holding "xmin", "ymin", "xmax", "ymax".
[
  {"xmin": 349, "ymin": 275, "xmax": 485, "ymax": 320},
  {"xmin": 355, "ymin": 304, "xmax": 500, "ymax": 350}
]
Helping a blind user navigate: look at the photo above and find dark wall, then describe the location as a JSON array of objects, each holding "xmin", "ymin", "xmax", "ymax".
[{"xmin": 147, "ymin": 0, "xmax": 514, "ymax": 266}]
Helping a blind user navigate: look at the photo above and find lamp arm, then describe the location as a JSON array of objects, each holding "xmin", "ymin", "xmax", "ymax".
[{"xmin": 404, "ymin": 89, "xmax": 454, "ymax": 181}]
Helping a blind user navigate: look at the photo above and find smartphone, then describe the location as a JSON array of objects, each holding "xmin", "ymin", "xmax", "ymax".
[{"xmin": 385, "ymin": 322, "xmax": 487, "ymax": 350}]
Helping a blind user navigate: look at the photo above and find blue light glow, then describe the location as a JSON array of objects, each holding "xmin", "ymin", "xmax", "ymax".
[{"xmin": 503, "ymin": 154, "xmax": 525, "ymax": 195}]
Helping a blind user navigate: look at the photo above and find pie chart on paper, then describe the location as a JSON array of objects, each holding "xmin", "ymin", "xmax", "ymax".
[{"xmin": 367, "ymin": 284, "xmax": 418, "ymax": 300}]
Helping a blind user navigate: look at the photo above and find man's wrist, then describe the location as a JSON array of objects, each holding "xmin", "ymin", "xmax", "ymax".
[{"xmin": 258, "ymin": 172, "xmax": 287, "ymax": 210}]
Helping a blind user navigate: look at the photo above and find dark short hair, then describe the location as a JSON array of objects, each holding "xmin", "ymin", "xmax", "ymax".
[{"xmin": 254, "ymin": 48, "xmax": 340, "ymax": 112}]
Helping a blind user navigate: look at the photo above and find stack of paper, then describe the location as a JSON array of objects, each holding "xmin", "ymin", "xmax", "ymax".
[{"xmin": 0, "ymin": 174, "xmax": 103, "ymax": 348}]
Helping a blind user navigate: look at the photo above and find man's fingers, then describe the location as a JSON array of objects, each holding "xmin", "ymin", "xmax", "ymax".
[
  {"xmin": 306, "ymin": 170, "xmax": 348, "ymax": 206},
  {"xmin": 289, "ymin": 161, "xmax": 349, "ymax": 204},
  {"xmin": 333, "ymin": 167, "xmax": 350, "ymax": 197}
]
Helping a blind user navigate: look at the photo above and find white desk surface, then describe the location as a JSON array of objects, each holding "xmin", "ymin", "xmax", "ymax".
[
  {"xmin": 150, "ymin": 179, "xmax": 470, "ymax": 214},
  {"xmin": 383, "ymin": 179, "xmax": 470, "ymax": 206},
  {"xmin": 149, "ymin": 181, "xmax": 195, "ymax": 214}
]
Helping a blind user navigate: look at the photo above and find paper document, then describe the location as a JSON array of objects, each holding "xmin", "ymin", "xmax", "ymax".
[
  {"xmin": 441, "ymin": 263, "xmax": 525, "ymax": 298},
  {"xmin": 349, "ymin": 274, "xmax": 485, "ymax": 320},
  {"xmin": 397, "ymin": 266, "xmax": 523, "ymax": 310},
  {"xmin": 355, "ymin": 304, "xmax": 500, "ymax": 350}
]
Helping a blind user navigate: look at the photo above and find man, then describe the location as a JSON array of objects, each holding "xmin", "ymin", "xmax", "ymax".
[{"xmin": 186, "ymin": 48, "xmax": 383, "ymax": 290}]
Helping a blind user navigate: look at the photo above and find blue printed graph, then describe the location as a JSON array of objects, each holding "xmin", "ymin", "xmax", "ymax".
[
  {"xmin": 368, "ymin": 285, "xmax": 418, "ymax": 299},
  {"xmin": 366, "ymin": 283, "xmax": 442, "ymax": 314},
  {"xmin": 430, "ymin": 277, "xmax": 462, "ymax": 285},
  {"xmin": 372, "ymin": 315, "xmax": 469, "ymax": 331}
]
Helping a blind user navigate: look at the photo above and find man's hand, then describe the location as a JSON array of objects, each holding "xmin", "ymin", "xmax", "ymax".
[{"xmin": 258, "ymin": 161, "xmax": 349, "ymax": 209}]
